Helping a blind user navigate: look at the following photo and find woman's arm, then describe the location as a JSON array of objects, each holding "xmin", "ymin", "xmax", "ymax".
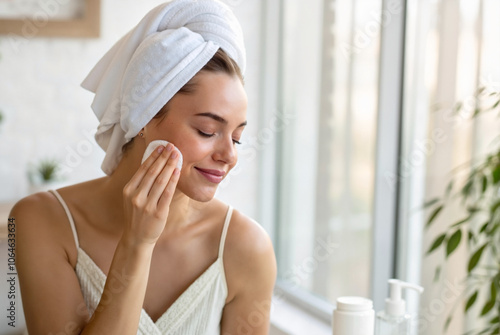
[
  {"xmin": 15, "ymin": 194, "xmax": 92, "ymax": 334},
  {"xmin": 15, "ymin": 143, "xmax": 180, "ymax": 335},
  {"xmin": 220, "ymin": 212, "xmax": 277, "ymax": 334}
]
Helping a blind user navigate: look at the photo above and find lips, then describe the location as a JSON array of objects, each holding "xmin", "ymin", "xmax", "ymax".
[{"xmin": 195, "ymin": 167, "xmax": 226, "ymax": 184}]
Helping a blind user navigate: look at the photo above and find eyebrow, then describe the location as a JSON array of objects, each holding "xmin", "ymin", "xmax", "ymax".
[{"xmin": 195, "ymin": 112, "xmax": 247, "ymax": 128}]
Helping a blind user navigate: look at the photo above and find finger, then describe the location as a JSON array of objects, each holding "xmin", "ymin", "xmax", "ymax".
[
  {"xmin": 156, "ymin": 167, "xmax": 181, "ymax": 218},
  {"xmin": 125, "ymin": 144, "xmax": 168, "ymax": 192},
  {"xmin": 136, "ymin": 144, "xmax": 176, "ymax": 197},
  {"xmin": 147, "ymin": 150, "xmax": 180, "ymax": 202}
]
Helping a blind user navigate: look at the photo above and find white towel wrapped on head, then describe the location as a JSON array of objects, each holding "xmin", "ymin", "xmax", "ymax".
[{"xmin": 81, "ymin": 0, "xmax": 246, "ymax": 175}]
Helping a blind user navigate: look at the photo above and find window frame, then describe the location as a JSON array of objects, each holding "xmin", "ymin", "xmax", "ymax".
[
  {"xmin": 259, "ymin": 0, "xmax": 410, "ymax": 318},
  {"xmin": 370, "ymin": 0, "xmax": 408, "ymax": 312}
]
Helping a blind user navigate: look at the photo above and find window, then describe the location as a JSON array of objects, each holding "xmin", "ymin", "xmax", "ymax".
[
  {"xmin": 400, "ymin": 0, "xmax": 500, "ymax": 333},
  {"xmin": 263, "ymin": 0, "xmax": 500, "ymax": 332},
  {"xmin": 268, "ymin": 0, "xmax": 391, "ymax": 316}
]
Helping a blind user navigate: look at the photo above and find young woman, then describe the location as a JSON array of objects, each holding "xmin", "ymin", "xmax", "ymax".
[{"xmin": 11, "ymin": 1, "xmax": 276, "ymax": 334}]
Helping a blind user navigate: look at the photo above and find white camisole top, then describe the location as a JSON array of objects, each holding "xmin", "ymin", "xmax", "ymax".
[{"xmin": 49, "ymin": 189, "xmax": 232, "ymax": 335}]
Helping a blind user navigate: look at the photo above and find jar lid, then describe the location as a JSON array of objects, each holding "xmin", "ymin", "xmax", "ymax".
[{"xmin": 336, "ymin": 296, "xmax": 373, "ymax": 312}]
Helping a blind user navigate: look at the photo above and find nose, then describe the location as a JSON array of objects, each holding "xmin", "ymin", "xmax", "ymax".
[{"xmin": 213, "ymin": 135, "xmax": 237, "ymax": 165}]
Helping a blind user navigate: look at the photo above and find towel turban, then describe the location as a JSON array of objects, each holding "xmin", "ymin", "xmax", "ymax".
[{"xmin": 81, "ymin": 0, "xmax": 246, "ymax": 175}]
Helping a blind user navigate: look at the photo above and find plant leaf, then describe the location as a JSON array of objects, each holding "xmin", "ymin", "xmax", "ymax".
[
  {"xmin": 445, "ymin": 180, "xmax": 454, "ymax": 197},
  {"xmin": 467, "ymin": 206, "xmax": 481, "ymax": 214},
  {"xmin": 433, "ymin": 266, "xmax": 441, "ymax": 282},
  {"xmin": 493, "ymin": 166, "xmax": 500, "ymax": 184},
  {"xmin": 423, "ymin": 198, "xmax": 440, "ymax": 208},
  {"xmin": 462, "ymin": 180, "xmax": 474, "ymax": 197},
  {"xmin": 465, "ymin": 290, "xmax": 478, "ymax": 312},
  {"xmin": 480, "ymin": 300, "xmax": 495, "ymax": 316},
  {"xmin": 468, "ymin": 243, "xmax": 488, "ymax": 273},
  {"xmin": 479, "ymin": 221, "xmax": 490, "ymax": 234},
  {"xmin": 468, "ymin": 230, "xmax": 476, "ymax": 244},
  {"xmin": 444, "ymin": 315, "xmax": 452, "ymax": 331},
  {"xmin": 427, "ymin": 233, "xmax": 446, "ymax": 254},
  {"xmin": 446, "ymin": 230, "xmax": 462, "ymax": 258},
  {"xmin": 488, "ymin": 223, "xmax": 499, "ymax": 235},
  {"xmin": 490, "ymin": 316, "xmax": 500, "ymax": 324},
  {"xmin": 489, "ymin": 281, "xmax": 497, "ymax": 302},
  {"xmin": 482, "ymin": 174, "xmax": 488, "ymax": 193},
  {"xmin": 451, "ymin": 216, "xmax": 471, "ymax": 228},
  {"xmin": 491, "ymin": 200, "xmax": 500, "ymax": 214},
  {"xmin": 426, "ymin": 205, "xmax": 444, "ymax": 228}
]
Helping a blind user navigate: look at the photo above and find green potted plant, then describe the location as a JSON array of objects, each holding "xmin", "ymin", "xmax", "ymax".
[
  {"xmin": 425, "ymin": 87, "xmax": 500, "ymax": 334},
  {"xmin": 28, "ymin": 158, "xmax": 63, "ymax": 193}
]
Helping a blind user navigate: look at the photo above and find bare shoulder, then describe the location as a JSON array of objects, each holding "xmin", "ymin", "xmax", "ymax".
[
  {"xmin": 10, "ymin": 191, "xmax": 76, "ymax": 263},
  {"xmin": 11, "ymin": 179, "xmax": 104, "ymax": 250},
  {"xmin": 206, "ymin": 199, "xmax": 274, "ymax": 258},
  {"xmin": 226, "ymin": 209, "xmax": 274, "ymax": 259},
  {"xmin": 11, "ymin": 191, "xmax": 60, "ymax": 231},
  {"xmin": 13, "ymin": 191, "xmax": 92, "ymax": 332},
  {"xmin": 223, "ymin": 206, "xmax": 277, "ymax": 300}
]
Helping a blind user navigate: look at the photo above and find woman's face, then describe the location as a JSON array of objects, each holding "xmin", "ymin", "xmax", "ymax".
[{"xmin": 143, "ymin": 71, "xmax": 247, "ymax": 202}]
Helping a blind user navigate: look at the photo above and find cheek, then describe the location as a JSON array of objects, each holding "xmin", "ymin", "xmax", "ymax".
[{"xmin": 175, "ymin": 134, "xmax": 210, "ymax": 163}]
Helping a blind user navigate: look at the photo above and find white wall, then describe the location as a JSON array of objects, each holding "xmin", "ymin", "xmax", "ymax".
[{"xmin": 0, "ymin": 0, "xmax": 263, "ymax": 219}]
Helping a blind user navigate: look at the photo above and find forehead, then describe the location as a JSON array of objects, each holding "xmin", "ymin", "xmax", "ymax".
[{"xmin": 169, "ymin": 72, "xmax": 247, "ymax": 123}]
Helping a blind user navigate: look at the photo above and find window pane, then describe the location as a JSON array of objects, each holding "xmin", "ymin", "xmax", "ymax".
[
  {"xmin": 400, "ymin": 0, "xmax": 500, "ymax": 333},
  {"xmin": 277, "ymin": 0, "xmax": 383, "ymax": 303}
]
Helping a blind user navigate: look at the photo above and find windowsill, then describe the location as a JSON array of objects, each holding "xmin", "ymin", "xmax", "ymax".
[{"xmin": 270, "ymin": 297, "xmax": 332, "ymax": 335}]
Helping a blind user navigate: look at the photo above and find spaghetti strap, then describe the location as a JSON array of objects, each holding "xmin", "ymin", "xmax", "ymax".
[
  {"xmin": 218, "ymin": 205, "xmax": 233, "ymax": 259},
  {"xmin": 48, "ymin": 189, "xmax": 80, "ymax": 249}
]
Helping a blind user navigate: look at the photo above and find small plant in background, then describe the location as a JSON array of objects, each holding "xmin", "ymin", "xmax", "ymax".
[
  {"xmin": 38, "ymin": 159, "xmax": 60, "ymax": 182},
  {"xmin": 28, "ymin": 158, "xmax": 61, "ymax": 186},
  {"xmin": 425, "ymin": 88, "xmax": 500, "ymax": 335}
]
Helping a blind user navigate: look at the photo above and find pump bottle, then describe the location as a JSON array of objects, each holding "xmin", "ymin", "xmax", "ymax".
[{"xmin": 374, "ymin": 279, "xmax": 424, "ymax": 335}]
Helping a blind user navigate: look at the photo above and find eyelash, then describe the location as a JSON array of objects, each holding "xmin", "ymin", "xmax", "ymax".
[
  {"xmin": 197, "ymin": 130, "xmax": 242, "ymax": 145},
  {"xmin": 197, "ymin": 130, "xmax": 214, "ymax": 138}
]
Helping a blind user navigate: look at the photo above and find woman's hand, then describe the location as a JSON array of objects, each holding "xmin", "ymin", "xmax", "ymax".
[{"xmin": 122, "ymin": 143, "xmax": 181, "ymax": 246}]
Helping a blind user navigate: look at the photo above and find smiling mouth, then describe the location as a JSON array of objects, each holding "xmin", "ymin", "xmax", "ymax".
[{"xmin": 195, "ymin": 167, "xmax": 225, "ymax": 184}]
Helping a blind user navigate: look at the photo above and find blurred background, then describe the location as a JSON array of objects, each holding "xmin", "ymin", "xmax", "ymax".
[{"xmin": 1, "ymin": 0, "xmax": 500, "ymax": 334}]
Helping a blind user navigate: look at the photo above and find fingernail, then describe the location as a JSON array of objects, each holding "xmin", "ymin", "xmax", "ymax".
[
  {"xmin": 166, "ymin": 144, "xmax": 173, "ymax": 152},
  {"xmin": 171, "ymin": 151, "xmax": 178, "ymax": 159},
  {"xmin": 157, "ymin": 146, "xmax": 164, "ymax": 153}
]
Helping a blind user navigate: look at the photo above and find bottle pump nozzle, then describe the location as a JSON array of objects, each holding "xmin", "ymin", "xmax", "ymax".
[{"xmin": 385, "ymin": 279, "xmax": 424, "ymax": 316}]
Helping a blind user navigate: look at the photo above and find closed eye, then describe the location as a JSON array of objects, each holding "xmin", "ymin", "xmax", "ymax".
[
  {"xmin": 198, "ymin": 130, "xmax": 242, "ymax": 145},
  {"xmin": 198, "ymin": 130, "xmax": 215, "ymax": 138}
]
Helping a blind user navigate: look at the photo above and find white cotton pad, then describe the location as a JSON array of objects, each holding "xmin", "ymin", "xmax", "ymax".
[{"xmin": 141, "ymin": 140, "xmax": 183, "ymax": 171}]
